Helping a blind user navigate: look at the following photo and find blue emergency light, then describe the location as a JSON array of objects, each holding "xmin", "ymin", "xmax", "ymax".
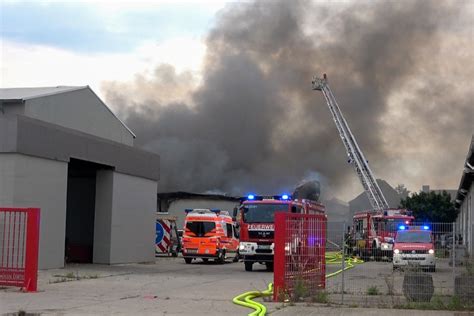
[
  {"xmin": 247, "ymin": 194, "xmax": 255, "ymax": 200},
  {"xmin": 210, "ymin": 209, "xmax": 221, "ymax": 214},
  {"xmin": 281, "ymin": 194, "xmax": 289, "ymax": 200},
  {"xmin": 398, "ymin": 225, "xmax": 406, "ymax": 230},
  {"xmin": 423, "ymin": 225, "xmax": 430, "ymax": 230},
  {"xmin": 185, "ymin": 209, "xmax": 193, "ymax": 213}
]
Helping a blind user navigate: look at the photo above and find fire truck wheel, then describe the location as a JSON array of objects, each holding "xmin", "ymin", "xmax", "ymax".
[
  {"xmin": 372, "ymin": 243, "xmax": 381, "ymax": 261},
  {"xmin": 232, "ymin": 253, "xmax": 239, "ymax": 262},
  {"xmin": 245, "ymin": 261, "xmax": 253, "ymax": 271},
  {"xmin": 216, "ymin": 250, "xmax": 226, "ymax": 264},
  {"xmin": 266, "ymin": 262, "xmax": 274, "ymax": 272},
  {"xmin": 202, "ymin": 258, "xmax": 209, "ymax": 263},
  {"xmin": 184, "ymin": 258, "xmax": 192, "ymax": 264}
]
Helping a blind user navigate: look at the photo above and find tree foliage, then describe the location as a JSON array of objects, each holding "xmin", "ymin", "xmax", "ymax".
[
  {"xmin": 399, "ymin": 191, "xmax": 458, "ymax": 223},
  {"xmin": 395, "ymin": 184, "xmax": 410, "ymax": 199}
]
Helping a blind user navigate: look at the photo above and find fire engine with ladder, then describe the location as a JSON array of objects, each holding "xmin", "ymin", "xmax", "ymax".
[{"xmin": 312, "ymin": 74, "xmax": 414, "ymax": 259}]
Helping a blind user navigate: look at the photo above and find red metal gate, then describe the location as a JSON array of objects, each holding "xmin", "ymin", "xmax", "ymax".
[
  {"xmin": 274, "ymin": 212, "xmax": 326, "ymax": 301},
  {"xmin": 0, "ymin": 208, "xmax": 40, "ymax": 292}
]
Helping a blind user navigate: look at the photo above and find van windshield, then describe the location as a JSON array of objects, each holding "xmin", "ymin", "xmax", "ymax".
[
  {"xmin": 396, "ymin": 231, "xmax": 431, "ymax": 243},
  {"xmin": 185, "ymin": 221, "xmax": 216, "ymax": 237},
  {"xmin": 243, "ymin": 204, "xmax": 288, "ymax": 223}
]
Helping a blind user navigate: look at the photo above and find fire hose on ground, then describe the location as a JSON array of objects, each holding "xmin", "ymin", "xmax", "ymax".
[{"xmin": 232, "ymin": 251, "xmax": 364, "ymax": 316}]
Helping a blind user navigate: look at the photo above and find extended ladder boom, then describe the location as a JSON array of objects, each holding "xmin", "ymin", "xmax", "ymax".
[{"xmin": 312, "ymin": 74, "xmax": 389, "ymax": 210}]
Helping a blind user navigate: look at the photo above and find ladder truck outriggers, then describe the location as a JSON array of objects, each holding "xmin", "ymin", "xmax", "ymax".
[{"xmin": 312, "ymin": 74, "xmax": 413, "ymax": 259}]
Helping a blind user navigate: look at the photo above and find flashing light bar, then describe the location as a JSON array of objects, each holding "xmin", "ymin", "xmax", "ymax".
[
  {"xmin": 397, "ymin": 224, "xmax": 431, "ymax": 231},
  {"xmin": 241, "ymin": 194, "xmax": 292, "ymax": 202},
  {"xmin": 185, "ymin": 209, "xmax": 193, "ymax": 213},
  {"xmin": 210, "ymin": 209, "xmax": 221, "ymax": 214}
]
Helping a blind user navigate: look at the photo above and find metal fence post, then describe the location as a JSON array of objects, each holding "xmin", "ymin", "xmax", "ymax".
[
  {"xmin": 452, "ymin": 222, "xmax": 456, "ymax": 291},
  {"xmin": 273, "ymin": 212, "xmax": 286, "ymax": 301},
  {"xmin": 341, "ymin": 222, "xmax": 345, "ymax": 305},
  {"xmin": 24, "ymin": 208, "xmax": 40, "ymax": 292}
]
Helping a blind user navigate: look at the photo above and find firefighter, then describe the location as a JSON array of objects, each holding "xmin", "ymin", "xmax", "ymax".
[{"xmin": 344, "ymin": 226, "xmax": 354, "ymax": 256}]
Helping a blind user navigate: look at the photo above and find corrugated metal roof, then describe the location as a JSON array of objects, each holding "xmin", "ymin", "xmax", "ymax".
[{"xmin": 0, "ymin": 86, "xmax": 87, "ymax": 100}]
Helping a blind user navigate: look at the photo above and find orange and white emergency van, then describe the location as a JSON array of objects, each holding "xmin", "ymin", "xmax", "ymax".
[{"xmin": 181, "ymin": 209, "xmax": 239, "ymax": 264}]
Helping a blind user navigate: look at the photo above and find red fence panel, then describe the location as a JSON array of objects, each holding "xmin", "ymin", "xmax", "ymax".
[
  {"xmin": 0, "ymin": 208, "xmax": 40, "ymax": 292},
  {"xmin": 274, "ymin": 212, "xmax": 326, "ymax": 301}
]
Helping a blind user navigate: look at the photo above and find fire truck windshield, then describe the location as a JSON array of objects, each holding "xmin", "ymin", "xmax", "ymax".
[
  {"xmin": 243, "ymin": 204, "xmax": 289, "ymax": 223},
  {"xmin": 385, "ymin": 218, "xmax": 411, "ymax": 232}
]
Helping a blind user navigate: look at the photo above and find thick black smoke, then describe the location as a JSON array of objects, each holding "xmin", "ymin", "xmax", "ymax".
[{"xmin": 103, "ymin": 1, "xmax": 473, "ymax": 198}]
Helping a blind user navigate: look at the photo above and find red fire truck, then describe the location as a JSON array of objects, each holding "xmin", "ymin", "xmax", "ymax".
[
  {"xmin": 351, "ymin": 208, "xmax": 414, "ymax": 259},
  {"xmin": 236, "ymin": 194, "xmax": 325, "ymax": 271}
]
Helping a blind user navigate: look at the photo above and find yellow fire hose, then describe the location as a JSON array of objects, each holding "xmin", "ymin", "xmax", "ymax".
[{"xmin": 232, "ymin": 252, "xmax": 363, "ymax": 315}]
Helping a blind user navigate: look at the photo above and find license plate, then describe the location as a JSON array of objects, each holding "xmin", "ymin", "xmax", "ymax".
[{"xmin": 259, "ymin": 245, "xmax": 271, "ymax": 249}]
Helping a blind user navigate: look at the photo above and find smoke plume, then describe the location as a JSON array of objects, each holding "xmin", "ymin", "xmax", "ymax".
[{"xmin": 103, "ymin": 1, "xmax": 473, "ymax": 199}]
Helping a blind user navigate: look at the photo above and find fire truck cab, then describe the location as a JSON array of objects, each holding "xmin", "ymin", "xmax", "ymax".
[
  {"xmin": 181, "ymin": 209, "xmax": 239, "ymax": 264},
  {"xmin": 237, "ymin": 194, "xmax": 325, "ymax": 271},
  {"xmin": 352, "ymin": 208, "xmax": 414, "ymax": 259}
]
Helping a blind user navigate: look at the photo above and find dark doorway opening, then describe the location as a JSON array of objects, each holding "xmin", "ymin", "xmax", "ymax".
[{"xmin": 65, "ymin": 158, "xmax": 109, "ymax": 263}]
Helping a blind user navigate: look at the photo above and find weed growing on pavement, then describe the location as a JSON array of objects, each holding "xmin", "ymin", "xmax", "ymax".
[
  {"xmin": 310, "ymin": 290, "xmax": 328, "ymax": 304},
  {"xmin": 366, "ymin": 286, "xmax": 379, "ymax": 295},
  {"xmin": 292, "ymin": 277, "xmax": 308, "ymax": 302},
  {"xmin": 393, "ymin": 295, "xmax": 472, "ymax": 311},
  {"xmin": 49, "ymin": 273, "xmax": 99, "ymax": 284}
]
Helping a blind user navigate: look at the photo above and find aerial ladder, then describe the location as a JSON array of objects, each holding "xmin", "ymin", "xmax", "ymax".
[{"xmin": 312, "ymin": 74, "xmax": 389, "ymax": 211}]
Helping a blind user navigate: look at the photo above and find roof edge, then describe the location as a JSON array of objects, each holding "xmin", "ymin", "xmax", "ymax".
[
  {"xmin": 85, "ymin": 86, "xmax": 136, "ymax": 138},
  {"xmin": 20, "ymin": 86, "xmax": 88, "ymax": 100}
]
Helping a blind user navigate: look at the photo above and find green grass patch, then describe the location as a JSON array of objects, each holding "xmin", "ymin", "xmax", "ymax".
[{"xmin": 366, "ymin": 286, "xmax": 379, "ymax": 295}]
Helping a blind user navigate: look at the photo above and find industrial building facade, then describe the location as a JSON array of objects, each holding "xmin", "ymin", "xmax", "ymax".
[
  {"xmin": 455, "ymin": 136, "xmax": 474, "ymax": 256},
  {"xmin": 157, "ymin": 192, "xmax": 240, "ymax": 229},
  {"xmin": 0, "ymin": 86, "xmax": 160, "ymax": 269}
]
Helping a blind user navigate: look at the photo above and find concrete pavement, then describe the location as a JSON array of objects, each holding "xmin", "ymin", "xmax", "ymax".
[{"xmin": 0, "ymin": 257, "xmax": 469, "ymax": 315}]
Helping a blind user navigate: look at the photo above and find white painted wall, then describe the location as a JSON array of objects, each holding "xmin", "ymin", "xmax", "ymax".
[
  {"xmin": 0, "ymin": 153, "xmax": 68, "ymax": 269},
  {"xmin": 167, "ymin": 199, "xmax": 240, "ymax": 229},
  {"xmin": 24, "ymin": 88, "xmax": 134, "ymax": 146}
]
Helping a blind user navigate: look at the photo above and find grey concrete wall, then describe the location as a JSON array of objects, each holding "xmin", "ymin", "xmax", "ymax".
[
  {"xmin": 108, "ymin": 172, "xmax": 157, "ymax": 264},
  {"xmin": 0, "ymin": 153, "xmax": 68, "ymax": 269},
  {"xmin": 93, "ymin": 170, "xmax": 114, "ymax": 263},
  {"xmin": 0, "ymin": 115, "xmax": 159, "ymax": 181},
  {"xmin": 24, "ymin": 88, "xmax": 134, "ymax": 146},
  {"xmin": 2, "ymin": 101, "xmax": 25, "ymax": 116},
  {"xmin": 166, "ymin": 199, "xmax": 240, "ymax": 229}
]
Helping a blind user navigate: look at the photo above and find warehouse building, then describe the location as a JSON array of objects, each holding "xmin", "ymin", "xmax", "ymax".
[
  {"xmin": 455, "ymin": 136, "xmax": 474, "ymax": 256},
  {"xmin": 157, "ymin": 192, "xmax": 240, "ymax": 229},
  {"xmin": 0, "ymin": 86, "xmax": 160, "ymax": 269}
]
